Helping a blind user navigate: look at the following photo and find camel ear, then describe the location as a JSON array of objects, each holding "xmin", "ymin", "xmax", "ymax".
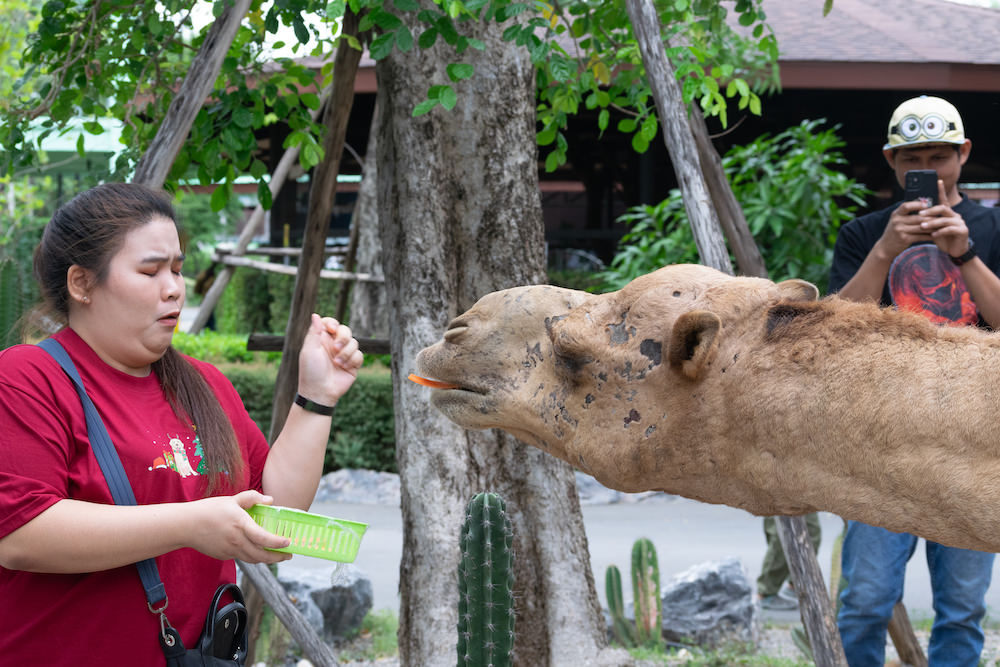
[
  {"xmin": 776, "ymin": 279, "xmax": 819, "ymax": 302},
  {"xmin": 667, "ymin": 310, "xmax": 722, "ymax": 380}
]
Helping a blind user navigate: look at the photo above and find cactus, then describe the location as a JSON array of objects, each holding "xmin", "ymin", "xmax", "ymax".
[
  {"xmin": 605, "ymin": 564, "xmax": 637, "ymax": 648},
  {"xmin": 631, "ymin": 537, "xmax": 663, "ymax": 648},
  {"xmin": 457, "ymin": 492, "xmax": 515, "ymax": 667}
]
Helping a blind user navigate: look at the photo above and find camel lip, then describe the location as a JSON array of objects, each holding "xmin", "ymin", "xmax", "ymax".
[
  {"xmin": 407, "ymin": 372, "xmax": 488, "ymax": 395},
  {"xmin": 431, "ymin": 384, "xmax": 488, "ymax": 396}
]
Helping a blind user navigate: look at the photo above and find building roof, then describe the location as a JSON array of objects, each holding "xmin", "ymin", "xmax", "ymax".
[{"xmin": 759, "ymin": 0, "xmax": 1000, "ymax": 89}]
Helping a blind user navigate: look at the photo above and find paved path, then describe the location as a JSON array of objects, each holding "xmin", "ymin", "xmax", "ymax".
[{"xmin": 281, "ymin": 496, "xmax": 1000, "ymax": 625}]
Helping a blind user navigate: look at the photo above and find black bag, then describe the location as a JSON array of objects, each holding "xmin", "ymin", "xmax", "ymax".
[
  {"xmin": 160, "ymin": 583, "xmax": 248, "ymax": 667},
  {"xmin": 39, "ymin": 339, "xmax": 248, "ymax": 666}
]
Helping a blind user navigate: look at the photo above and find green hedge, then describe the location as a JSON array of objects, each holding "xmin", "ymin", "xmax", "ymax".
[
  {"xmin": 173, "ymin": 332, "xmax": 396, "ymax": 474},
  {"xmin": 221, "ymin": 363, "xmax": 397, "ymax": 474},
  {"xmin": 215, "ymin": 269, "xmax": 343, "ymax": 334}
]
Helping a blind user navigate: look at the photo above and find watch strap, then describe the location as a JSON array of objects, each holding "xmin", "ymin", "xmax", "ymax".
[
  {"xmin": 294, "ymin": 393, "xmax": 335, "ymax": 416},
  {"xmin": 949, "ymin": 238, "xmax": 976, "ymax": 266}
]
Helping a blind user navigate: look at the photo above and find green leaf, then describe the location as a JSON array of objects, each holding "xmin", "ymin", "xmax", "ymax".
[
  {"xmin": 300, "ymin": 92, "xmax": 321, "ymax": 110},
  {"xmin": 210, "ymin": 185, "xmax": 229, "ymax": 212},
  {"xmin": 446, "ymin": 63, "xmax": 474, "ymax": 81},
  {"xmin": 257, "ymin": 181, "xmax": 273, "ymax": 210},
  {"xmin": 249, "ymin": 159, "xmax": 268, "ymax": 180},
  {"xmin": 232, "ymin": 106, "xmax": 254, "ymax": 128},
  {"xmin": 632, "ymin": 132, "xmax": 650, "ymax": 153},
  {"xmin": 436, "ymin": 16, "xmax": 459, "ymax": 44},
  {"xmin": 370, "ymin": 32, "xmax": 395, "ymax": 60},
  {"xmin": 372, "ymin": 9, "xmax": 403, "ymax": 30},
  {"xmin": 617, "ymin": 118, "xmax": 637, "ymax": 133},
  {"xmin": 544, "ymin": 149, "xmax": 560, "ymax": 172},
  {"xmin": 537, "ymin": 126, "xmax": 557, "ymax": 146},
  {"xmin": 418, "ymin": 27, "xmax": 438, "ymax": 49},
  {"xmin": 293, "ymin": 17, "xmax": 309, "ymax": 44},
  {"xmin": 438, "ymin": 85, "xmax": 457, "ymax": 110},
  {"xmin": 598, "ymin": 109, "xmax": 609, "ymax": 132},
  {"xmin": 394, "ymin": 0, "xmax": 420, "ymax": 10},
  {"xmin": 412, "ymin": 99, "xmax": 437, "ymax": 116},
  {"xmin": 396, "ymin": 26, "xmax": 414, "ymax": 52}
]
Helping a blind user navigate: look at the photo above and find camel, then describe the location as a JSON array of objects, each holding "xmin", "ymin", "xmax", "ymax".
[{"xmin": 414, "ymin": 263, "xmax": 1000, "ymax": 553}]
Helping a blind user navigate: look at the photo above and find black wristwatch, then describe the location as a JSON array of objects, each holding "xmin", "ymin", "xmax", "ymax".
[{"xmin": 949, "ymin": 239, "xmax": 977, "ymax": 266}]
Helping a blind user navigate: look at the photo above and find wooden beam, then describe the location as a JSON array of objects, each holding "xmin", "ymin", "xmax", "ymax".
[{"xmin": 210, "ymin": 252, "xmax": 384, "ymax": 283}]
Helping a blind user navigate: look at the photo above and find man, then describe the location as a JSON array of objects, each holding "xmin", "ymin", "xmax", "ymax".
[{"xmin": 829, "ymin": 95, "xmax": 1000, "ymax": 666}]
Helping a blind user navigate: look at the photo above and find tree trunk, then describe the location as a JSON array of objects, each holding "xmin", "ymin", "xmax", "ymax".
[
  {"xmin": 624, "ymin": 0, "xmax": 730, "ymax": 275},
  {"xmin": 132, "ymin": 0, "xmax": 251, "ymax": 188},
  {"xmin": 346, "ymin": 106, "xmax": 389, "ymax": 338},
  {"xmin": 376, "ymin": 7, "xmax": 630, "ymax": 666},
  {"xmin": 268, "ymin": 10, "xmax": 366, "ymax": 439},
  {"xmin": 686, "ymin": 109, "xmax": 768, "ymax": 278}
]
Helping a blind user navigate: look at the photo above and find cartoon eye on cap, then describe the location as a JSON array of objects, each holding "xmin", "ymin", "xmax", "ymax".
[
  {"xmin": 920, "ymin": 114, "xmax": 950, "ymax": 139},
  {"xmin": 894, "ymin": 115, "xmax": 923, "ymax": 141}
]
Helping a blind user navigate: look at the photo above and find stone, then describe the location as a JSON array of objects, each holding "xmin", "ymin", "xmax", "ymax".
[
  {"xmin": 278, "ymin": 564, "xmax": 374, "ymax": 644},
  {"xmin": 658, "ymin": 558, "xmax": 760, "ymax": 649}
]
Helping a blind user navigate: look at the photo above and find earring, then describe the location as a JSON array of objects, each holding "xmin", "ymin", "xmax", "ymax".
[{"xmin": 82, "ymin": 296, "xmax": 90, "ymax": 304}]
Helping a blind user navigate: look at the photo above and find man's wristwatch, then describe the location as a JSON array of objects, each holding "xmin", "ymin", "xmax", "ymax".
[{"xmin": 949, "ymin": 239, "xmax": 977, "ymax": 266}]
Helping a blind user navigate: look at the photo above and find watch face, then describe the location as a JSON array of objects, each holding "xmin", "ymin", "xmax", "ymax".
[{"xmin": 889, "ymin": 244, "xmax": 978, "ymax": 325}]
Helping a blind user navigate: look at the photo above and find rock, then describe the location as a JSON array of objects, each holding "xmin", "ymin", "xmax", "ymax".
[
  {"xmin": 278, "ymin": 564, "xmax": 374, "ymax": 644},
  {"xmin": 314, "ymin": 469, "xmax": 401, "ymax": 506},
  {"xmin": 658, "ymin": 558, "xmax": 759, "ymax": 648}
]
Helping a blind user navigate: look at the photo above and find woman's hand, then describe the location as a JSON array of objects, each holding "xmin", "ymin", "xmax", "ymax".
[
  {"xmin": 185, "ymin": 490, "xmax": 292, "ymax": 564},
  {"xmin": 296, "ymin": 313, "xmax": 364, "ymax": 406}
]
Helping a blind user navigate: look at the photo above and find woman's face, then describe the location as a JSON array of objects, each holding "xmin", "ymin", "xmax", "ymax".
[{"xmin": 72, "ymin": 215, "xmax": 186, "ymax": 376}]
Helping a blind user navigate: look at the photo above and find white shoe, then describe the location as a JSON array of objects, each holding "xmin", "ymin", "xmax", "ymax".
[{"xmin": 778, "ymin": 581, "xmax": 797, "ymax": 601}]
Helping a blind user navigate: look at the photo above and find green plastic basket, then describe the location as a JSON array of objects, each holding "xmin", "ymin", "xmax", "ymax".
[{"xmin": 246, "ymin": 504, "xmax": 367, "ymax": 562}]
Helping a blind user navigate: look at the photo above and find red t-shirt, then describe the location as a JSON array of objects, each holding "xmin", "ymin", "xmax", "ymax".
[{"xmin": 0, "ymin": 328, "xmax": 270, "ymax": 666}]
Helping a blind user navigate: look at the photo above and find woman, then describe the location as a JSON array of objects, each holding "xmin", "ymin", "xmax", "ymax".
[{"xmin": 0, "ymin": 183, "xmax": 363, "ymax": 665}]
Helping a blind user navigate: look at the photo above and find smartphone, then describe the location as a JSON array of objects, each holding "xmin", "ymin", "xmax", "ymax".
[{"xmin": 904, "ymin": 169, "xmax": 938, "ymax": 206}]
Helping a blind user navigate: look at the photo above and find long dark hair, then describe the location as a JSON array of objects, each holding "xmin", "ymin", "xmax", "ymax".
[{"xmin": 33, "ymin": 183, "xmax": 244, "ymax": 494}]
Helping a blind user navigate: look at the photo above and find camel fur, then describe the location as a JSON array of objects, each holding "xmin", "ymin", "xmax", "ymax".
[{"xmin": 415, "ymin": 263, "xmax": 1000, "ymax": 552}]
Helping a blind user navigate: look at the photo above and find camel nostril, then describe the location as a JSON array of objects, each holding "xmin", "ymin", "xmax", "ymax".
[{"xmin": 444, "ymin": 326, "xmax": 469, "ymax": 342}]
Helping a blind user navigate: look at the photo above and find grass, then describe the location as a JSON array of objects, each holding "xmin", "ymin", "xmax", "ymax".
[
  {"xmin": 613, "ymin": 637, "xmax": 812, "ymax": 667},
  {"xmin": 334, "ymin": 609, "xmax": 399, "ymax": 662}
]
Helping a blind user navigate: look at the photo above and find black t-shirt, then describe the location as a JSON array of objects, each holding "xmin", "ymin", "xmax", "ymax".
[{"xmin": 829, "ymin": 194, "xmax": 1000, "ymax": 327}]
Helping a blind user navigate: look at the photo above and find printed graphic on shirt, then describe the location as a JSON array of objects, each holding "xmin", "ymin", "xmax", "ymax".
[
  {"xmin": 888, "ymin": 244, "xmax": 977, "ymax": 325},
  {"xmin": 148, "ymin": 433, "xmax": 207, "ymax": 477}
]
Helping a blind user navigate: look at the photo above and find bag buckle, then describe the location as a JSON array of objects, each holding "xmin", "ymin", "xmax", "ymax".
[{"xmin": 148, "ymin": 597, "xmax": 175, "ymax": 646}]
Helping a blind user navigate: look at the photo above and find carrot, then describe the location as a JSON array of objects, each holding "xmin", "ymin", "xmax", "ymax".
[{"xmin": 407, "ymin": 373, "xmax": 460, "ymax": 389}]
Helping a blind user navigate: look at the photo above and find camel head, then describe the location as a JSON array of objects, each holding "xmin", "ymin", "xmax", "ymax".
[{"xmin": 414, "ymin": 264, "xmax": 819, "ymax": 492}]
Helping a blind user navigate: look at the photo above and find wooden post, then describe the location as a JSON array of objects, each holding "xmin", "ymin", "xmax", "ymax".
[
  {"xmin": 624, "ymin": 0, "xmax": 731, "ymax": 275},
  {"xmin": 268, "ymin": 9, "xmax": 367, "ymax": 439},
  {"xmin": 888, "ymin": 601, "xmax": 928, "ymax": 667},
  {"xmin": 237, "ymin": 561, "xmax": 341, "ymax": 667},
  {"xmin": 776, "ymin": 516, "xmax": 848, "ymax": 667},
  {"xmin": 132, "ymin": 0, "xmax": 251, "ymax": 188}
]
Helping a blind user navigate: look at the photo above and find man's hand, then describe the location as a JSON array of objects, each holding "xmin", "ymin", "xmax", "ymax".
[
  {"xmin": 917, "ymin": 179, "xmax": 970, "ymax": 258},
  {"xmin": 875, "ymin": 199, "xmax": 934, "ymax": 261}
]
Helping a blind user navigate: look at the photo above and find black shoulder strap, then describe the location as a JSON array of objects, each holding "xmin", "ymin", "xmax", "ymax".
[{"xmin": 37, "ymin": 338, "xmax": 168, "ymax": 608}]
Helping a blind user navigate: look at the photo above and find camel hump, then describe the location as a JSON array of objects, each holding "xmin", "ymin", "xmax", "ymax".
[{"xmin": 775, "ymin": 279, "xmax": 819, "ymax": 302}]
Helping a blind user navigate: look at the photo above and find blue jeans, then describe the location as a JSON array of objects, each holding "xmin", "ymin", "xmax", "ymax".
[{"xmin": 837, "ymin": 521, "xmax": 994, "ymax": 667}]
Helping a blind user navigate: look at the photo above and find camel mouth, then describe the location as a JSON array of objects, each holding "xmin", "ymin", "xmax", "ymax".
[{"xmin": 407, "ymin": 373, "xmax": 487, "ymax": 395}]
